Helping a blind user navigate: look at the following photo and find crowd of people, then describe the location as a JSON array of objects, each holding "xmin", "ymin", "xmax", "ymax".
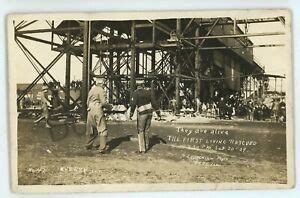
[
  {"xmin": 19, "ymin": 80, "xmax": 286, "ymax": 124},
  {"xmin": 70, "ymin": 80, "xmax": 82, "ymax": 91},
  {"xmin": 169, "ymin": 91, "xmax": 286, "ymax": 122}
]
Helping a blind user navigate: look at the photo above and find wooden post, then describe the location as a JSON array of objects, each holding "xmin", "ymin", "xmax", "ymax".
[
  {"xmin": 65, "ymin": 32, "xmax": 71, "ymax": 110},
  {"xmin": 116, "ymin": 50, "xmax": 121, "ymax": 100},
  {"xmin": 130, "ymin": 21, "xmax": 136, "ymax": 99},
  {"xmin": 151, "ymin": 20, "xmax": 156, "ymax": 71},
  {"xmin": 195, "ymin": 27, "xmax": 201, "ymax": 101},
  {"xmin": 209, "ymin": 58, "xmax": 214, "ymax": 99},
  {"xmin": 233, "ymin": 18, "xmax": 236, "ymax": 34},
  {"xmin": 175, "ymin": 19, "xmax": 181, "ymax": 112},
  {"xmin": 82, "ymin": 21, "xmax": 91, "ymax": 119},
  {"xmin": 145, "ymin": 52, "xmax": 147, "ymax": 74},
  {"xmin": 109, "ymin": 49, "xmax": 114, "ymax": 103},
  {"xmin": 245, "ymin": 77, "xmax": 248, "ymax": 98},
  {"xmin": 249, "ymin": 75, "xmax": 252, "ymax": 97},
  {"xmin": 254, "ymin": 77, "xmax": 257, "ymax": 97},
  {"xmin": 136, "ymin": 49, "xmax": 140, "ymax": 75}
]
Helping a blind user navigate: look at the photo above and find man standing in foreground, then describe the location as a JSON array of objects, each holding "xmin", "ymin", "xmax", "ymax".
[
  {"xmin": 130, "ymin": 80, "xmax": 161, "ymax": 153},
  {"xmin": 85, "ymin": 77, "xmax": 111, "ymax": 154},
  {"xmin": 34, "ymin": 84, "xmax": 51, "ymax": 128}
]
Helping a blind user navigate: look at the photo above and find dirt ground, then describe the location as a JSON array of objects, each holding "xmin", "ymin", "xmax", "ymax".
[{"xmin": 17, "ymin": 118, "xmax": 287, "ymax": 185}]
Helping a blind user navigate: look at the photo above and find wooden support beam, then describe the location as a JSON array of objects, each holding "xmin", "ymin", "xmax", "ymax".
[
  {"xmin": 198, "ymin": 44, "xmax": 285, "ymax": 50},
  {"xmin": 194, "ymin": 27, "xmax": 201, "ymax": 100},
  {"xmin": 81, "ymin": 21, "xmax": 91, "ymax": 119},
  {"xmin": 17, "ymin": 51, "xmax": 64, "ymax": 102},
  {"xmin": 148, "ymin": 20, "xmax": 170, "ymax": 35},
  {"xmin": 158, "ymin": 79, "xmax": 175, "ymax": 101},
  {"xmin": 15, "ymin": 38, "xmax": 78, "ymax": 107},
  {"xmin": 135, "ymin": 23, "xmax": 153, "ymax": 28},
  {"xmin": 198, "ymin": 17, "xmax": 283, "ymax": 26},
  {"xmin": 15, "ymin": 26, "xmax": 83, "ymax": 35},
  {"xmin": 250, "ymin": 75, "xmax": 252, "ymax": 96},
  {"xmin": 16, "ymin": 20, "xmax": 38, "ymax": 31},
  {"xmin": 233, "ymin": 18, "xmax": 236, "ymax": 34},
  {"xmin": 181, "ymin": 18, "xmax": 195, "ymax": 36},
  {"xmin": 130, "ymin": 21, "xmax": 136, "ymax": 99},
  {"xmin": 151, "ymin": 20, "xmax": 156, "ymax": 72},
  {"xmin": 65, "ymin": 32, "xmax": 71, "ymax": 110},
  {"xmin": 109, "ymin": 50, "xmax": 114, "ymax": 103},
  {"xmin": 184, "ymin": 32, "xmax": 285, "ymax": 40},
  {"xmin": 136, "ymin": 50, "xmax": 140, "ymax": 75},
  {"xmin": 15, "ymin": 20, "xmax": 26, "ymax": 30},
  {"xmin": 116, "ymin": 50, "xmax": 121, "ymax": 100},
  {"xmin": 175, "ymin": 19, "xmax": 181, "ymax": 112},
  {"xmin": 149, "ymin": 20, "xmax": 195, "ymax": 47},
  {"xmin": 17, "ymin": 34, "xmax": 62, "ymax": 47},
  {"xmin": 198, "ymin": 18, "xmax": 220, "ymax": 48},
  {"xmin": 144, "ymin": 52, "xmax": 147, "ymax": 74},
  {"xmin": 93, "ymin": 27, "xmax": 129, "ymax": 42}
]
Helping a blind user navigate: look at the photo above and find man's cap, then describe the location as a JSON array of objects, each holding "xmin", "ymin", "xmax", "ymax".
[
  {"xmin": 42, "ymin": 85, "xmax": 48, "ymax": 91},
  {"xmin": 94, "ymin": 76, "xmax": 105, "ymax": 84}
]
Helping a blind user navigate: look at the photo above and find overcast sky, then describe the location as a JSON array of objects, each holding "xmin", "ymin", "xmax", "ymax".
[{"xmin": 12, "ymin": 18, "xmax": 288, "ymax": 91}]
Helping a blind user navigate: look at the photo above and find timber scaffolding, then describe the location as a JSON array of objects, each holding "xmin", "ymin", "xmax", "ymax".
[{"xmin": 14, "ymin": 17, "xmax": 286, "ymax": 118}]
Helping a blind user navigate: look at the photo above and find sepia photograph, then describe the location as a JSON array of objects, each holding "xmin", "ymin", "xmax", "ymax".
[{"xmin": 7, "ymin": 10, "xmax": 294, "ymax": 192}]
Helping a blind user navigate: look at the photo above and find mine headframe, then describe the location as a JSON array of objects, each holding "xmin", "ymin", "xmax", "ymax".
[{"xmin": 14, "ymin": 16, "xmax": 285, "ymax": 118}]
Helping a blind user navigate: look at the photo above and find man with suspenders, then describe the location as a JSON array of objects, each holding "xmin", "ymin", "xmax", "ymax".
[{"xmin": 130, "ymin": 80, "xmax": 161, "ymax": 153}]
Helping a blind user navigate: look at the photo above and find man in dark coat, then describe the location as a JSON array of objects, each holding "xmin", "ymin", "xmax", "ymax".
[
  {"xmin": 218, "ymin": 97, "xmax": 226, "ymax": 119},
  {"xmin": 130, "ymin": 80, "xmax": 161, "ymax": 153}
]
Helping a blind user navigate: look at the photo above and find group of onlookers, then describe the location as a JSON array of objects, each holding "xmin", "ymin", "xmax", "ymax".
[{"xmin": 168, "ymin": 92, "xmax": 286, "ymax": 122}]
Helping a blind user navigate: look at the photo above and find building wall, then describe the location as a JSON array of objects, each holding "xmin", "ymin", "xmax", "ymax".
[
  {"xmin": 213, "ymin": 51, "xmax": 241, "ymax": 91},
  {"xmin": 209, "ymin": 22, "xmax": 253, "ymax": 64}
]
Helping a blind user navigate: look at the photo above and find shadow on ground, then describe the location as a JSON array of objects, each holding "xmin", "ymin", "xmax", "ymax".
[
  {"xmin": 148, "ymin": 135, "xmax": 167, "ymax": 151},
  {"xmin": 107, "ymin": 135, "xmax": 133, "ymax": 152}
]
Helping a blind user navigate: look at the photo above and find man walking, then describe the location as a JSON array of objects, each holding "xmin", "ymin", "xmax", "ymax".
[
  {"xmin": 85, "ymin": 77, "xmax": 111, "ymax": 154},
  {"xmin": 130, "ymin": 80, "xmax": 161, "ymax": 153},
  {"xmin": 34, "ymin": 84, "xmax": 51, "ymax": 128}
]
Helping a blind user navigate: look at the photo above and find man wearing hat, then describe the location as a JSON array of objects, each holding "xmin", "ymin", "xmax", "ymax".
[
  {"xmin": 85, "ymin": 77, "xmax": 111, "ymax": 154},
  {"xmin": 34, "ymin": 84, "xmax": 51, "ymax": 128},
  {"xmin": 130, "ymin": 79, "xmax": 161, "ymax": 153}
]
